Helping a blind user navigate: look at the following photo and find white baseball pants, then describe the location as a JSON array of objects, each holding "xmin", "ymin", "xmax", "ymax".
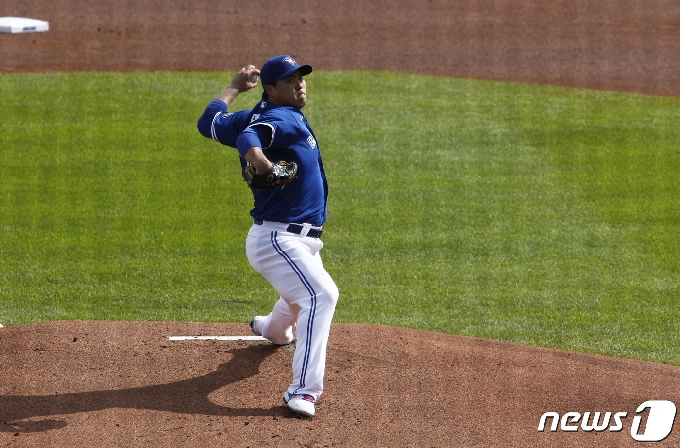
[{"xmin": 246, "ymin": 221, "xmax": 339, "ymax": 400}]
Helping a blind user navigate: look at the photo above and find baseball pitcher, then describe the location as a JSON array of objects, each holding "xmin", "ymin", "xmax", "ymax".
[{"xmin": 197, "ymin": 55, "xmax": 339, "ymax": 418}]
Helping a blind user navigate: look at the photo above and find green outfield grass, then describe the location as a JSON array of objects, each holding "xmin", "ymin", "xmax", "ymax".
[{"xmin": 1, "ymin": 72, "xmax": 678, "ymax": 364}]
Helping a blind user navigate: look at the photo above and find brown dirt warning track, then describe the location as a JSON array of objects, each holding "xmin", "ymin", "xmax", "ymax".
[{"xmin": 2, "ymin": 1, "xmax": 680, "ymax": 446}]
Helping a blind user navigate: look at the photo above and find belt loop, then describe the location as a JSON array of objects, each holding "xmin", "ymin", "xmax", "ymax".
[{"xmin": 299, "ymin": 224, "xmax": 311, "ymax": 238}]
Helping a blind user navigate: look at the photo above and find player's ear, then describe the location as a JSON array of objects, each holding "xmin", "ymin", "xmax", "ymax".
[{"xmin": 264, "ymin": 84, "xmax": 275, "ymax": 97}]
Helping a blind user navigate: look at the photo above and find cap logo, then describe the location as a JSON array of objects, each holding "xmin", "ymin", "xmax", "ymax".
[{"xmin": 283, "ymin": 57, "xmax": 296, "ymax": 66}]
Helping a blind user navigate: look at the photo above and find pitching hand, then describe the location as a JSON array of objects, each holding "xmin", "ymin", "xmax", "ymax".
[{"xmin": 230, "ymin": 65, "xmax": 260, "ymax": 93}]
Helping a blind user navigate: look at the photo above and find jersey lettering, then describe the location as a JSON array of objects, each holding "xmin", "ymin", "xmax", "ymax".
[{"xmin": 307, "ymin": 135, "xmax": 317, "ymax": 149}]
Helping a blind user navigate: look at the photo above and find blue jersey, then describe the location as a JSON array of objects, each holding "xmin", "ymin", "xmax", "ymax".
[
  {"xmin": 198, "ymin": 99, "xmax": 328, "ymax": 227},
  {"xmin": 197, "ymin": 100, "xmax": 252, "ymax": 147}
]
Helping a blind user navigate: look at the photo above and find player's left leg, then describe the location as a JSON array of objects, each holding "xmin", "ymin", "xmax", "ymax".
[
  {"xmin": 287, "ymin": 249, "xmax": 338, "ymax": 400},
  {"xmin": 247, "ymin": 228, "xmax": 339, "ymax": 400}
]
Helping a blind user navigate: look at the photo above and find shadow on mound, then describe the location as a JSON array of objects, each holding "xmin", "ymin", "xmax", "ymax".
[{"xmin": 0, "ymin": 344, "xmax": 281, "ymax": 429}]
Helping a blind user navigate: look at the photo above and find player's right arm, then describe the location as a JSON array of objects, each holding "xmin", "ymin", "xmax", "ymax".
[
  {"xmin": 197, "ymin": 103, "xmax": 250, "ymax": 147},
  {"xmin": 217, "ymin": 65, "xmax": 260, "ymax": 106},
  {"xmin": 197, "ymin": 65, "xmax": 260, "ymax": 146}
]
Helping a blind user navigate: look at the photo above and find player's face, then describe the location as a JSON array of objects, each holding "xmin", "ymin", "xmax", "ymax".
[{"xmin": 268, "ymin": 71, "xmax": 307, "ymax": 109}]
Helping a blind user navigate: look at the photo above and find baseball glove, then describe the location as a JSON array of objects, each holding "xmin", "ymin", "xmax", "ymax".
[{"xmin": 242, "ymin": 160, "xmax": 298, "ymax": 189}]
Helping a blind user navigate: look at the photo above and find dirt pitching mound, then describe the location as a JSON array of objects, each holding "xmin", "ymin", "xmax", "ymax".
[{"xmin": 1, "ymin": 321, "xmax": 680, "ymax": 447}]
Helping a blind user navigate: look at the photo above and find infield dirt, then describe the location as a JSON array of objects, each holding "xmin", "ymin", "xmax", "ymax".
[{"xmin": 2, "ymin": 0, "xmax": 680, "ymax": 446}]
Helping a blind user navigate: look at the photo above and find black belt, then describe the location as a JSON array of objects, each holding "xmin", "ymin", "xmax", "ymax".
[{"xmin": 254, "ymin": 220, "xmax": 323, "ymax": 238}]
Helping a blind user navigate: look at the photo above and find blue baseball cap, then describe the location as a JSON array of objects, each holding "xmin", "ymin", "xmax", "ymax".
[{"xmin": 260, "ymin": 55, "xmax": 313, "ymax": 87}]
